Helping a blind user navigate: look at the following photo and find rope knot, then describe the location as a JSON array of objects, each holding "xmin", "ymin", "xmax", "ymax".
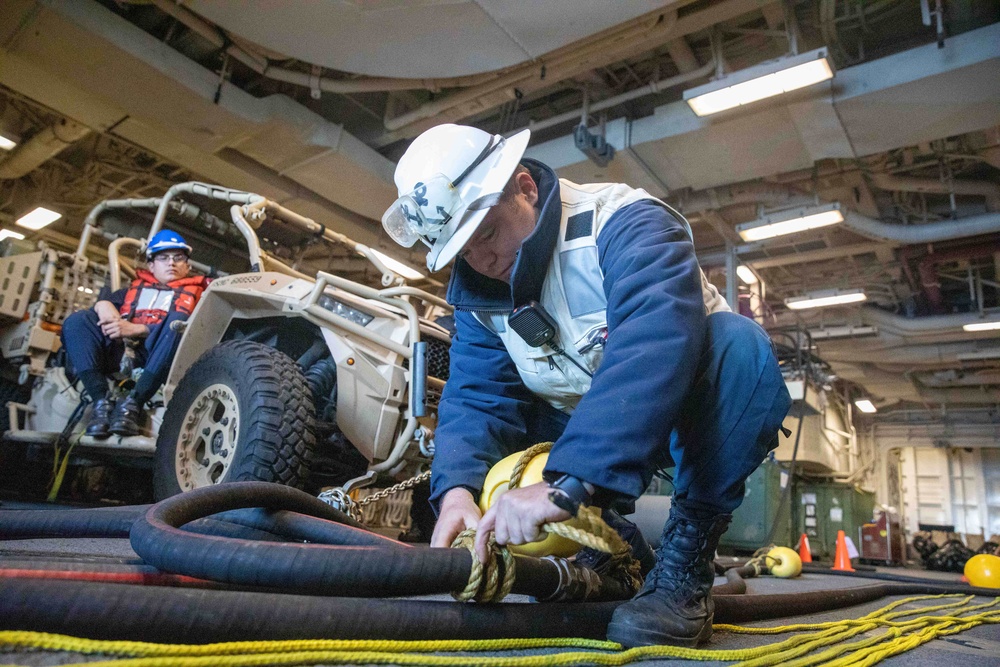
[{"xmin": 450, "ymin": 528, "xmax": 516, "ymax": 603}]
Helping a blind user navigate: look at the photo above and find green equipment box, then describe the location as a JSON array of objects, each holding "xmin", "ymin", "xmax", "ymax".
[
  {"xmin": 795, "ymin": 482, "xmax": 875, "ymax": 559},
  {"xmin": 720, "ymin": 459, "xmax": 793, "ymax": 553}
]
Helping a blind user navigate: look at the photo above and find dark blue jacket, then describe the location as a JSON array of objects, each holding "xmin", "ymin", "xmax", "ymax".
[{"xmin": 431, "ymin": 159, "xmax": 708, "ymax": 510}]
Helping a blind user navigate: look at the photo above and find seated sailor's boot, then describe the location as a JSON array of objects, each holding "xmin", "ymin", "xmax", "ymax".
[
  {"xmin": 110, "ymin": 395, "xmax": 143, "ymax": 436},
  {"xmin": 606, "ymin": 502, "xmax": 731, "ymax": 648},
  {"xmin": 574, "ymin": 509, "xmax": 657, "ymax": 593},
  {"xmin": 84, "ymin": 398, "xmax": 115, "ymax": 439}
]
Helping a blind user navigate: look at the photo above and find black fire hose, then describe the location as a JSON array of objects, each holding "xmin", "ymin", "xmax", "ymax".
[
  {"xmin": 128, "ymin": 482, "xmax": 632, "ymax": 601},
  {"xmin": 3, "ymin": 571, "xmax": 998, "ymax": 643},
  {"xmin": 801, "ymin": 564, "xmax": 972, "ymax": 586},
  {"xmin": 0, "ymin": 503, "xmax": 396, "ymax": 548},
  {"xmin": 0, "ymin": 577, "xmax": 621, "ymax": 642},
  {"xmin": 5, "ymin": 482, "xmax": 1000, "ymax": 643},
  {"xmin": 0, "ymin": 505, "xmax": 147, "ymax": 539}
]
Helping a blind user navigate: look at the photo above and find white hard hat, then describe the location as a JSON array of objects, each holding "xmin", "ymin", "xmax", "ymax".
[{"xmin": 382, "ymin": 124, "xmax": 530, "ymax": 272}]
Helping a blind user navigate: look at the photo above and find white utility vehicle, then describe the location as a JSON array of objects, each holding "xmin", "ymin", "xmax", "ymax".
[{"xmin": 1, "ymin": 183, "xmax": 450, "ymax": 508}]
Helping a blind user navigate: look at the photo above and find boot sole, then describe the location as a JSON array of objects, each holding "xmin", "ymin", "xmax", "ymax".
[{"xmin": 606, "ymin": 617, "xmax": 713, "ymax": 649}]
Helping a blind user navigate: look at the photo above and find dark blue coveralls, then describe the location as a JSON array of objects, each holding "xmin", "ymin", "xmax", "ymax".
[
  {"xmin": 61, "ymin": 287, "xmax": 188, "ymax": 405},
  {"xmin": 431, "ymin": 159, "xmax": 792, "ymax": 518}
]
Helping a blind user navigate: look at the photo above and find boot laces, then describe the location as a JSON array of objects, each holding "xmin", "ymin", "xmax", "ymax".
[{"xmin": 648, "ymin": 517, "xmax": 716, "ymax": 596}]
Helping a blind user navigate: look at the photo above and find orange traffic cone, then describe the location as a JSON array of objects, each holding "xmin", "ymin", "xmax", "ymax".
[
  {"xmin": 797, "ymin": 533, "xmax": 813, "ymax": 563},
  {"xmin": 832, "ymin": 529, "xmax": 855, "ymax": 572}
]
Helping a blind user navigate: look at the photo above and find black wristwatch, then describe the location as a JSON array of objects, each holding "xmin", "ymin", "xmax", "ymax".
[{"xmin": 546, "ymin": 474, "xmax": 594, "ymax": 515}]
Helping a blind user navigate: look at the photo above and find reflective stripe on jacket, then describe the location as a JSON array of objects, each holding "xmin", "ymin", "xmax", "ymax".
[
  {"xmin": 432, "ymin": 159, "xmax": 722, "ymax": 507},
  {"xmin": 477, "ymin": 179, "xmax": 729, "ymax": 413}
]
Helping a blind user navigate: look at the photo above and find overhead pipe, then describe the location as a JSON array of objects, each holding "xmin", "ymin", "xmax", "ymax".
[
  {"xmin": 819, "ymin": 340, "xmax": 995, "ymax": 365},
  {"xmin": 843, "ymin": 211, "xmax": 1000, "ymax": 245},
  {"xmin": 678, "ymin": 182, "xmax": 808, "ymax": 216},
  {"xmin": 517, "ymin": 60, "xmax": 716, "ymax": 135},
  {"xmin": 382, "ymin": 11, "xmax": 682, "ymax": 132},
  {"xmin": 917, "ymin": 257, "xmax": 945, "ymax": 313},
  {"xmin": 699, "ymin": 241, "xmax": 892, "ymax": 269},
  {"xmin": 380, "ymin": 0, "xmax": 763, "ymax": 136},
  {"xmin": 0, "ymin": 118, "xmax": 91, "ymax": 180},
  {"xmin": 869, "ymin": 174, "xmax": 1000, "ymax": 212},
  {"xmin": 145, "ymin": 0, "xmax": 696, "ymax": 103},
  {"xmin": 703, "ymin": 209, "xmax": 1000, "ymax": 268},
  {"xmin": 144, "ymin": 0, "xmax": 436, "ymax": 94},
  {"xmin": 917, "ymin": 386, "xmax": 1000, "ymax": 404},
  {"xmin": 134, "ymin": 0, "xmax": 785, "ymax": 140},
  {"xmin": 859, "ymin": 307, "xmax": 999, "ymax": 337},
  {"xmin": 827, "ymin": 359, "xmax": 1000, "ymax": 406}
]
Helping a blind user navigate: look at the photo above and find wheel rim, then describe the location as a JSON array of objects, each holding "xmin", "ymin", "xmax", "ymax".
[{"xmin": 175, "ymin": 383, "xmax": 240, "ymax": 491}]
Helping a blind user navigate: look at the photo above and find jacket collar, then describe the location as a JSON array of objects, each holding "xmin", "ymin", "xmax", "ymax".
[
  {"xmin": 133, "ymin": 269, "xmax": 209, "ymax": 288},
  {"xmin": 445, "ymin": 158, "xmax": 562, "ymax": 311}
]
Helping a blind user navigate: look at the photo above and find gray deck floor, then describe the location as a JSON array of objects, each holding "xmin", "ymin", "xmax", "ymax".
[{"xmin": 2, "ymin": 505, "xmax": 999, "ymax": 667}]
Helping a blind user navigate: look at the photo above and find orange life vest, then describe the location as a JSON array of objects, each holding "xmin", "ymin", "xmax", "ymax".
[{"xmin": 120, "ymin": 270, "xmax": 211, "ymax": 326}]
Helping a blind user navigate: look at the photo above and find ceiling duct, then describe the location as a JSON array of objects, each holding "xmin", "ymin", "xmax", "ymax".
[
  {"xmin": 858, "ymin": 308, "xmax": 1000, "ymax": 342},
  {"xmin": 699, "ymin": 208, "xmax": 1000, "ymax": 269},
  {"xmin": 842, "ymin": 211, "xmax": 1000, "ymax": 245},
  {"xmin": 869, "ymin": 174, "xmax": 1000, "ymax": 212},
  {"xmin": 143, "ymin": 0, "xmax": 440, "ymax": 95},
  {"xmin": 377, "ymin": 0, "xmax": 770, "ymax": 138},
  {"xmin": 529, "ymin": 22, "xmax": 1000, "ymax": 195},
  {"xmin": 0, "ymin": 117, "xmax": 91, "ymax": 180}
]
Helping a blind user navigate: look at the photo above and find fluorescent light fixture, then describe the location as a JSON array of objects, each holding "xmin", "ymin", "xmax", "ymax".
[
  {"xmin": 684, "ymin": 48, "xmax": 835, "ymax": 116},
  {"xmin": 369, "ymin": 248, "xmax": 425, "ymax": 281},
  {"xmin": 854, "ymin": 399, "xmax": 877, "ymax": 414},
  {"xmin": 736, "ymin": 202, "xmax": 844, "ymax": 242},
  {"xmin": 956, "ymin": 349, "xmax": 1000, "ymax": 361},
  {"xmin": 963, "ymin": 320, "xmax": 1000, "ymax": 332},
  {"xmin": 785, "ymin": 287, "xmax": 867, "ymax": 310},
  {"xmin": 808, "ymin": 325, "xmax": 878, "ymax": 341},
  {"xmin": 0, "ymin": 134, "xmax": 16, "ymax": 150},
  {"xmin": 16, "ymin": 206, "xmax": 62, "ymax": 230},
  {"xmin": 0, "ymin": 229, "xmax": 25, "ymax": 242},
  {"xmin": 736, "ymin": 265, "xmax": 758, "ymax": 284}
]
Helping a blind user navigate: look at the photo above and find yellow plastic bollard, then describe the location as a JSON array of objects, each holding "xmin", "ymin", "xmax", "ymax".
[{"xmin": 479, "ymin": 450, "xmax": 582, "ymax": 557}]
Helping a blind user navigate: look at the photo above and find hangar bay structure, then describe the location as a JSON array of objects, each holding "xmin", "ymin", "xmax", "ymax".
[{"xmin": 1, "ymin": 0, "xmax": 999, "ymax": 561}]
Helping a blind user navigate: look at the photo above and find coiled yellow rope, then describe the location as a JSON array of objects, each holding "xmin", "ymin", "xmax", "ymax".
[
  {"xmin": 2, "ymin": 594, "xmax": 998, "ymax": 666},
  {"xmin": 449, "ymin": 529, "xmax": 516, "ymax": 602}
]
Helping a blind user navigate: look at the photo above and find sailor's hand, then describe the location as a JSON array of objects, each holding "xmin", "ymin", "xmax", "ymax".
[
  {"xmin": 474, "ymin": 482, "xmax": 570, "ymax": 563},
  {"xmin": 102, "ymin": 319, "xmax": 148, "ymax": 340},
  {"xmin": 94, "ymin": 301, "xmax": 121, "ymax": 326},
  {"xmin": 430, "ymin": 487, "xmax": 482, "ymax": 548}
]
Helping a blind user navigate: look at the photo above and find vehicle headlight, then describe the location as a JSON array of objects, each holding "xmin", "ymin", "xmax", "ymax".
[{"xmin": 318, "ymin": 294, "xmax": 375, "ymax": 327}]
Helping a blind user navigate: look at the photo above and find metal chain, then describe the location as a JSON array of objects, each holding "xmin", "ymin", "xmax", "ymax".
[
  {"xmin": 319, "ymin": 470, "xmax": 432, "ymax": 523},
  {"xmin": 316, "ymin": 487, "xmax": 362, "ymax": 521},
  {"xmin": 358, "ymin": 470, "xmax": 431, "ymax": 509}
]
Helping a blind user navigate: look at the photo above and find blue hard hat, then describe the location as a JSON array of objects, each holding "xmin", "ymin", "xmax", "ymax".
[{"xmin": 146, "ymin": 230, "xmax": 192, "ymax": 259}]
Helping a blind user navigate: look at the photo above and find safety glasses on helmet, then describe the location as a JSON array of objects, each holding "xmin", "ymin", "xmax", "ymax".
[{"xmin": 382, "ymin": 136, "xmax": 505, "ymax": 248}]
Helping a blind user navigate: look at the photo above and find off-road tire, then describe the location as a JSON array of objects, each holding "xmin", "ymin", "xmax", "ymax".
[{"xmin": 153, "ymin": 340, "xmax": 316, "ymax": 500}]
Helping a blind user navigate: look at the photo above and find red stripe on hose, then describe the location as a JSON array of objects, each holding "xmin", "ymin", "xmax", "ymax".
[{"xmin": 0, "ymin": 568, "xmax": 218, "ymax": 588}]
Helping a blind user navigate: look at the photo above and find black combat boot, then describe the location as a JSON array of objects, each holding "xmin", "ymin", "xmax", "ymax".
[
  {"xmin": 84, "ymin": 398, "xmax": 115, "ymax": 439},
  {"xmin": 606, "ymin": 502, "xmax": 732, "ymax": 648},
  {"xmin": 109, "ymin": 394, "xmax": 143, "ymax": 436}
]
